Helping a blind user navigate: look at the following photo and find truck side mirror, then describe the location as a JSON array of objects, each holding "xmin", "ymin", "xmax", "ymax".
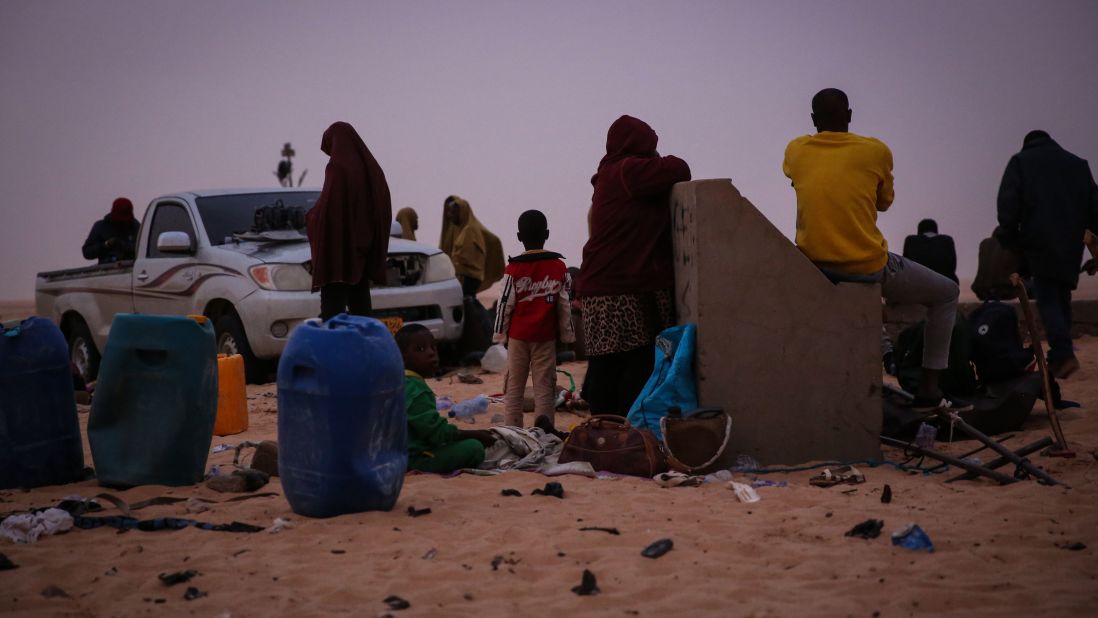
[{"xmin": 157, "ymin": 231, "xmax": 194, "ymax": 254}]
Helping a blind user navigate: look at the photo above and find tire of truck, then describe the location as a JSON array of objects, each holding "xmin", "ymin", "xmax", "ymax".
[
  {"xmin": 67, "ymin": 316, "xmax": 101, "ymax": 384},
  {"xmin": 214, "ymin": 312, "xmax": 269, "ymax": 384}
]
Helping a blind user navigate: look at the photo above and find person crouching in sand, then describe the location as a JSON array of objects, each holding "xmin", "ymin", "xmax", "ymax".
[{"xmin": 396, "ymin": 324, "xmax": 495, "ymax": 473}]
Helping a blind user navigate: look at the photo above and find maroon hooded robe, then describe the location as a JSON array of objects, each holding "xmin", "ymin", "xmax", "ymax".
[
  {"xmin": 306, "ymin": 121, "xmax": 392, "ymax": 291},
  {"xmin": 577, "ymin": 115, "xmax": 691, "ymax": 297}
]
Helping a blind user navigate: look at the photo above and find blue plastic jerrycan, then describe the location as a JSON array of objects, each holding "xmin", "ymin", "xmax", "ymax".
[
  {"xmin": 0, "ymin": 317, "xmax": 84, "ymax": 489},
  {"xmin": 277, "ymin": 314, "xmax": 407, "ymax": 518},
  {"xmin": 88, "ymin": 314, "xmax": 218, "ymax": 487}
]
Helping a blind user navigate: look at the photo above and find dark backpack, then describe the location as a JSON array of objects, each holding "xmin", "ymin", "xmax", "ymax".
[
  {"xmin": 968, "ymin": 301, "xmax": 1032, "ymax": 383},
  {"xmin": 894, "ymin": 312, "xmax": 977, "ymax": 397}
]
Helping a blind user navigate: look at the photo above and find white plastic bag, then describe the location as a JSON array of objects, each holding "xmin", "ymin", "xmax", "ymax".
[{"xmin": 480, "ymin": 344, "xmax": 508, "ymax": 373}]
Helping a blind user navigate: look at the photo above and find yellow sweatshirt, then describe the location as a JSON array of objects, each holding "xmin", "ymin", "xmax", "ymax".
[{"xmin": 783, "ymin": 131, "xmax": 895, "ymax": 275}]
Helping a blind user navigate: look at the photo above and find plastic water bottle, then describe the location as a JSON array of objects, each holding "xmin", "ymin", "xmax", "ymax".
[
  {"xmin": 448, "ymin": 395, "xmax": 490, "ymax": 422},
  {"xmin": 914, "ymin": 422, "xmax": 937, "ymax": 449},
  {"xmin": 435, "ymin": 395, "xmax": 454, "ymax": 413}
]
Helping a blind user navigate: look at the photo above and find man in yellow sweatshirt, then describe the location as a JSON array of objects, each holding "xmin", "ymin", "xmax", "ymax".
[{"xmin": 783, "ymin": 88, "xmax": 965, "ymax": 412}]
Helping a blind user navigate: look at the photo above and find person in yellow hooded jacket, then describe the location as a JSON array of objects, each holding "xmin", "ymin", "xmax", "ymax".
[
  {"xmin": 395, "ymin": 207, "xmax": 418, "ymax": 241},
  {"xmin": 440, "ymin": 195, "xmax": 505, "ymax": 296}
]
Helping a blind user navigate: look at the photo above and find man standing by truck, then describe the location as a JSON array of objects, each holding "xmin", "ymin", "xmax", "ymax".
[{"xmin": 82, "ymin": 197, "xmax": 140, "ymax": 264}]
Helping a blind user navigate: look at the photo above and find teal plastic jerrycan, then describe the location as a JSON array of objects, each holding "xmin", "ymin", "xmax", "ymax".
[
  {"xmin": 88, "ymin": 314, "xmax": 218, "ymax": 487},
  {"xmin": 0, "ymin": 317, "xmax": 84, "ymax": 489}
]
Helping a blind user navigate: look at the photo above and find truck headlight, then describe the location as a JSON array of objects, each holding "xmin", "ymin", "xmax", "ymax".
[
  {"xmin": 249, "ymin": 264, "xmax": 312, "ymax": 291},
  {"xmin": 422, "ymin": 252, "xmax": 456, "ymax": 284}
]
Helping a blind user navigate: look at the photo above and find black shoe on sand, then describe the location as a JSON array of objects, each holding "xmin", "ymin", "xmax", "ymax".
[{"xmin": 911, "ymin": 395, "xmax": 973, "ymax": 413}]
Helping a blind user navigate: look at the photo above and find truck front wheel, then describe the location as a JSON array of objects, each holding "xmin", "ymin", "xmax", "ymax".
[
  {"xmin": 67, "ymin": 317, "xmax": 100, "ymax": 384},
  {"xmin": 214, "ymin": 313, "xmax": 269, "ymax": 384}
]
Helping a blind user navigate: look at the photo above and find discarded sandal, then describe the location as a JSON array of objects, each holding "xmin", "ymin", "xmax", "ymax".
[{"xmin": 809, "ymin": 465, "xmax": 865, "ymax": 488}]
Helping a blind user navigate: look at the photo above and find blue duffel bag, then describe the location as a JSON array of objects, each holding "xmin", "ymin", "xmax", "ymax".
[{"xmin": 627, "ymin": 324, "xmax": 698, "ymax": 441}]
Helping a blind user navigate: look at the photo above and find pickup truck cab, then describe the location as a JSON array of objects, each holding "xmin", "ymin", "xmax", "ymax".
[{"xmin": 36, "ymin": 188, "xmax": 463, "ymax": 382}]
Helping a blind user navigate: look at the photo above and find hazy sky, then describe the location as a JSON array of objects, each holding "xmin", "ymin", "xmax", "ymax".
[{"xmin": 3, "ymin": 0, "xmax": 1097, "ymax": 301}]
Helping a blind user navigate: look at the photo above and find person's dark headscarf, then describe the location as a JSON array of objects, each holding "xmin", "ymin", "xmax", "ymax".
[
  {"xmin": 595, "ymin": 115, "xmax": 658, "ymax": 178},
  {"xmin": 917, "ymin": 219, "xmax": 938, "ymax": 235},
  {"xmin": 305, "ymin": 121, "xmax": 392, "ymax": 291},
  {"xmin": 1023, "ymin": 130, "xmax": 1051, "ymax": 147},
  {"xmin": 110, "ymin": 197, "xmax": 135, "ymax": 223}
]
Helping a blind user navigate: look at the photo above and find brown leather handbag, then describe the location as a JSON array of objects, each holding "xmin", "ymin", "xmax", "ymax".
[{"xmin": 558, "ymin": 415, "xmax": 668, "ymax": 477}]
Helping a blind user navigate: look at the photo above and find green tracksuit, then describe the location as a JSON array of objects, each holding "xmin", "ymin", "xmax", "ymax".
[{"xmin": 404, "ymin": 370, "xmax": 485, "ymax": 473}]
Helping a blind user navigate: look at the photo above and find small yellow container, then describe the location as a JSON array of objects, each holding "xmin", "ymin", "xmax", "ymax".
[{"xmin": 214, "ymin": 353, "xmax": 248, "ymax": 436}]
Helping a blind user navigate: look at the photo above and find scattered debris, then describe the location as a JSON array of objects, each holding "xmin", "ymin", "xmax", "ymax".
[
  {"xmin": 210, "ymin": 443, "xmax": 235, "ymax": 454},
  {"xmin": 0, "ymin": 508, "xmax": 74, "ymax": 543},
  {"xmin": 881, "ymin": 484, "xmax": 893, "ymax": 504},
  {"xmin": 571, "ymin": 569, "xmax": 600, "ymax": 596},
  {"xmin": 729, "ymin": 481, "xmax": 761, "ymax": 503},
  {"xmin": 532, "ymin": 482, "xmax": 564, "ymax": 498},
  {"xmin": 579, "ymin": 526, "xmax": 620, "ymax": 535},
  {"xmin": 641, "ymin": 538, "xmax": 674, "ymax": 559},
  {"xmin": 0, "ymin": 552, "xmax": 17, "ymax": 570},
  {"xmin": 331, "ymin": 549, "xmax": 346, "ymax": 555},
  {"xmin": 810, "ymin": 465, "xmax": 865, "ymax": 488},
  {"xmin": 1055, "ymin": 541, "xmax": 1087, "ymax": 551},
  {"xmin": 185, "ymin": 498, "xmax": 211, "ymax": 514},
  {"xmin": 267, "ymin": 518, "xmax": 293, "ymax": 534},
  {"xmin": 422, "ymin": 548, "xmax": 437, "ymax": 560},
  {"xmin": 750, "ymin": 478, "xmax": 787, "ymax": 488},
  {"xmin": 490, "ymin": 554, "xmax": 521, "ymax": 571},
  {"xmin": 457, "ymin": 372, "xmax": 484, "ymax": 384},
  {"xmin": 159, "ymin": 570, "xmax": 198, "ymax": 586},
  {"xmin": 205, "ymin": 468, "xmax": 270, "ymax": 493},
  {"xmin": 891, "ymin": 523, "xmax": 934, "ymax": 552},
  {"xmin": 490, "ymin": 413, "xmax": 506, "ymax": 424},
  {"xmin": 500, "ymin": 488, "xmax": 522, "ymax": 497},
  {"xmin": 384, "ymin": 595, "xmax": 411, "ymax": 610},
  {"xmin": 183, "ymin": 587, "xmax": 207, "ymax": 601},
  {"xmin": 406, "ymin": 506, "xmax": 432, "ymax": 518},
  {"xmin": 41, "ymin": 585, "xmax": 70, "ymax": 599},
  {"xmin": 845, "ymin": 519, "xmax": 884, "ymax": 539}
]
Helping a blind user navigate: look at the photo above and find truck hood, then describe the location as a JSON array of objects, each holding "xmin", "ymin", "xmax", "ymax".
[{"xmin": 220, "ymin": 237, "xmax": 443, "ymax": 264}]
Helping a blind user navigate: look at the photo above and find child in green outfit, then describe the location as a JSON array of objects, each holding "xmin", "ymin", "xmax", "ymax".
[{"xmin": 396, "ymin": 324, "xmax": 495, "ymax": 473}]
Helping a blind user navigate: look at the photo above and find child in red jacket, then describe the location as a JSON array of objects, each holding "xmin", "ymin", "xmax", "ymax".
[{"xmin": 493, "ymin": 210, "xmax": 575, "ymax": 427}]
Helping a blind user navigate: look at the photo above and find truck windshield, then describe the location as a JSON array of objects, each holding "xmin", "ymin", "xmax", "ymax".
[{"xmin": 196, "ymin": 192, "xmax": 321, "ymax": 246}]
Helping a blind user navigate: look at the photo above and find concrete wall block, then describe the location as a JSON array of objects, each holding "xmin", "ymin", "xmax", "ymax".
[{"xmin": 671, "ymin": 179, "xmax": 882, "ymax": 464}]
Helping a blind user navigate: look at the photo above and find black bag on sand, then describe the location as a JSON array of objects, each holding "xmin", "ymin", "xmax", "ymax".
[
  {"xmin": 971, "ymin": 233, "xmax": 1021, "ymax": 301},
  {"xmin": 894, "ymin": 313, "xmax": 977, "ymax": 398},
  {"xmin": 881, "ymin": 373, "xmax": 1040, "ymax": 442},
  {"xmin": 968, "ymin": 301, "xmax": 1033, "ymax": 383}
]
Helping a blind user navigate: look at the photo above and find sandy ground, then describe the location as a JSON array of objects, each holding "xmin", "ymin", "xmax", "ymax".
[{"xmin": 3, "ymin": 334, "xmax": 1098, "ymax": 617}]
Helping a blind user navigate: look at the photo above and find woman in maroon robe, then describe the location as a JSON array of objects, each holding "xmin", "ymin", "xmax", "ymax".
[
  {"xmin": 577, "ymin": 115, "xmax": 691, "ymax": 414},
  {"xmin": 306, "ymin": 121, "xmax": 392, "ymax": 320}
]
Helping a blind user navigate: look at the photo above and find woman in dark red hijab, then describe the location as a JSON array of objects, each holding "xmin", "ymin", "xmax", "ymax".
[
  {"xmin": 306, "ymin": 121, "xmax": 392, "ymax": 320},
  {"xmin": 577, "ymin": 115, "xmax": 691, "ymax": 414}
]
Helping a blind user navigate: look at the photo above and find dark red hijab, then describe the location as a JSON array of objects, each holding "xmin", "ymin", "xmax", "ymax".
[
  {"xmin": 596, "ymin": 115, "xmax": 658, "ymax": 175},
  {"xmin": 578, "ymin": 115, "xmax": 691, "ymax": 297},
  {"xmin": 110, "ymin": 197, "xmax": 135, "ymax": 222},
  {"xmin": 306, "ymin": 121, "xmax": 392, "ymax": 290}
]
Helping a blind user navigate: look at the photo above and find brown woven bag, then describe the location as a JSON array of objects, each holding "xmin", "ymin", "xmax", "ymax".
[
  {"xmin": 558, "ymin": 415, "xmax": 668, "ymax": 477},
  {"xmin": 659, "ymin": 408, "xmax": 734, "ymax": 475}
]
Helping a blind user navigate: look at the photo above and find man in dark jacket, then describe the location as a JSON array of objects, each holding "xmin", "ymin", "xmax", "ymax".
[
  {"xmin": 902, "ymin": 219, "xmax": 958, "ymax": 283},
  {"xmin": 997, "ymin": 130, "xmax": 1098, "ymax": 379},
  {"xmin": 82, "ymin": 197, "xmax": 140, "ymax": 264}
]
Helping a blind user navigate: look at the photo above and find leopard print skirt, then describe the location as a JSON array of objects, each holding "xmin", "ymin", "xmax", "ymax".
[{"xmin": 581, "ymin": 289, "xmax": 675, "ymax": 356}]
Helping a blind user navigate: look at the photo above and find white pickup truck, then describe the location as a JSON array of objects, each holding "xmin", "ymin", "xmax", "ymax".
[{"xmin": 36, "ymin": 188, "xmax": 464, "ymax": 383}]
